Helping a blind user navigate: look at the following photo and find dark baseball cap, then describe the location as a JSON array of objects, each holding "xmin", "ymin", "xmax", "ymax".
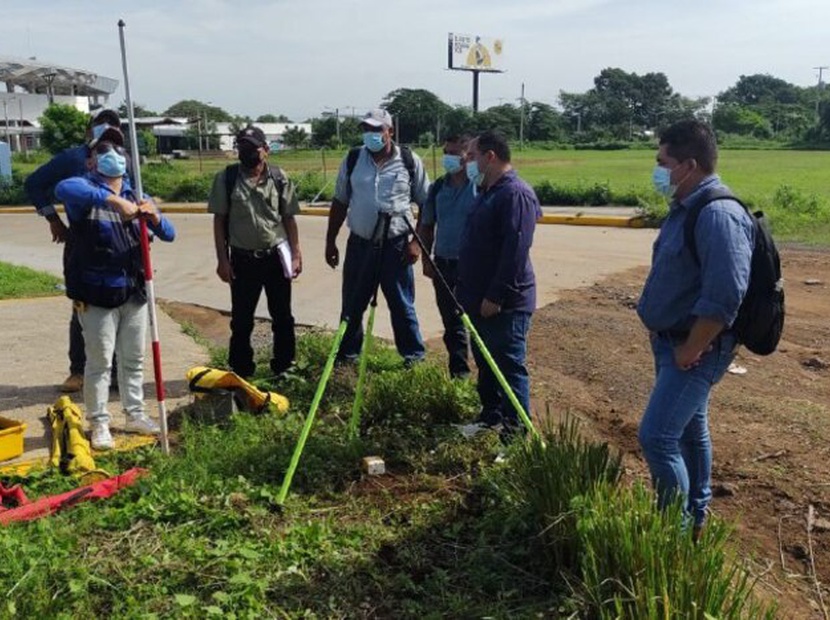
[
  {"xmin": 90, "ymin": 126, "xmax": 125, "ymax": 148},
  {"xmin": 90, "ymin": 108, "xmax": 121, "ymax": 128},
  {"xmin": 236, "ymin": 125, "xmax": 268, "ymax": 148}
]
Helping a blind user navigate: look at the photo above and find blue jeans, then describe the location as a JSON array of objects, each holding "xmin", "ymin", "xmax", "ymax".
[
  {"xmin": 638, "ymin": 331, "xmax": 736, "ymax": 527},
  {"xmin": 469, "ymin": 311, "xmax": 532, "ymax": 430},
  {"xmin": 339, "ymin": 233, "xmax": 425, "ymax": 363}
]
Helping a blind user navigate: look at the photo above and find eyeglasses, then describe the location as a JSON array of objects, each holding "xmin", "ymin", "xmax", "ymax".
[{"xmin": 95, "ymin": 142, "xmax": 127, "ymax": 156}]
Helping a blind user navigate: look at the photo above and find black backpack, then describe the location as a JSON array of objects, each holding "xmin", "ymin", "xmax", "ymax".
[
  {"xmin": 684, "ymin": 188, "xmax": 785, "ymax": 355},
  {"xmin": 345, "ymin": 144, "xmax": 417, "ymax": 203}
]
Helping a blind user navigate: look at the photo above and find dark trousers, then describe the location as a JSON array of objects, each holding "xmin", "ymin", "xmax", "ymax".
[
  {"xmin": 339, "ymin": 233, "xmax": 425, "ymax": 363},
  {"xmin": 432, "ymin": 257, "xmax": 470, "ymax": 378},
  {"xmin": 469, "ymin": 311, "xmax": 532, "ymax": 430},
  {"xmin": 229, "ymin": 248, "xmax": 296, "ymax": 378}
]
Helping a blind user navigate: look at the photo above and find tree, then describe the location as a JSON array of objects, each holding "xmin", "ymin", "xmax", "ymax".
[
  {"xmin": 526, "ymin": 102, "xmax": 563, "ymax": 141},
  {"xmin": 382, "ymin": 88, "xmax": 452, "ymax": 144},
  {"xmin": 282, "ymin": 126, "xmax": 309, "ymax": 149},
  {"xmin": 137, "ymin": 128, "xmax": 157, "ymax": 156},
  {"xmin": 39, "ymin": 104, "xmax": 88, "ymax": 154},
  {"xmin": 117, "ymin": 101, "xmax": 157, "ymax": 118},
  {"xmin": 440, "ymin": 106, "xmax": 475, "ymax": 139},
  {"xmin": 475, "ymin": 104, "xmax": 522, "ymax": 139},
  {"xmin": 257, "ymin": 114, "xmax": 292, "ymax": 123},
  {"xmin": 163, "ymin": 100, "xmax": 233, "ymax": 122}
]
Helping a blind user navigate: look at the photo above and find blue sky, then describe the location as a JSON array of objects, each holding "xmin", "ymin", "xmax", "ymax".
[{"xmin": 3, "ymin": 0, "xmax": 828, "ymax": 120}]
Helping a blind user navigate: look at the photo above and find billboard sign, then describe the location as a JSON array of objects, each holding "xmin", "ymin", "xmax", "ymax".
[{"xmin": 448, "ymin": 33, "xmax": 504, "ymax": 73}]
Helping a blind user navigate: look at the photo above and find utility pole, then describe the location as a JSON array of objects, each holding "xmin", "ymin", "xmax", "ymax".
[
  {"xmin": 814, "ymin": 66, "xmax": 829, "ymax": 119},
  {"xmin": 335, "ymin": 107, "xmax": 341, "ymax": 147},
  {"xmin": 19, "ymin": 98, "xmax": 26, "ymax": 156},
  {"xmin": 518, "ymin": 83, "xmax": 526, "ymax": 151}
]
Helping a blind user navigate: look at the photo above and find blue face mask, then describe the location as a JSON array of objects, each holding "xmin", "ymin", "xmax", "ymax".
[
  {"xmin": 97, "ymin": 150, "xmax": 127, "ymax": 178},
  {"xmin": 466, "ymin": 160, "xmax": 485, "ymax": 187},
  {"xmin": 651, "ymin": 165, "xmax": 676, "ymax": 197},
  {"xmin": 363, "ymin": 132, "xmax": 385, "ymax": 153},
  {"xmin": 91, "ymin": 124, "xmax": 110, "ymax": 142},
  {"xmin": 442, "ymin": 154, "xmax": 463, "ymax": 174}
]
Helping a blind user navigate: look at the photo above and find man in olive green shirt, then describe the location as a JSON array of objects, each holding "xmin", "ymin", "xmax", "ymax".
[{"xmin": 208, "ymin": 126, "xmax": 302, "ymax": 378}]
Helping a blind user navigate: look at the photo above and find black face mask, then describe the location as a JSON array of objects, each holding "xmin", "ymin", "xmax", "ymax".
[{"xmin": 238, "ymin": 148, "xmax": 261, "ymax": 169}]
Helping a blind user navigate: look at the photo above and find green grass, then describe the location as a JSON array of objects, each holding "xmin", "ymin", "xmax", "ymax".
[
  {"xmin": 0, "ymin": 330, "xmax": 775, "ymax": 618},
  {"xmin": 0, "ymin": 261, "xmax": 63, "ymax": 300}
]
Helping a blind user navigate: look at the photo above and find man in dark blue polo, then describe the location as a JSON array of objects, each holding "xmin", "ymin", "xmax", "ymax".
[
  {"xmin": 637, "ymin": 120, "xmax": 754, "ymax": 537},
  {"xmin": 456, "ymin": 130, "xmax": 542, "ymax": 437},
  {"xmin": 417, "ymin": 134, "xmax": 476, "ymax": 378}
]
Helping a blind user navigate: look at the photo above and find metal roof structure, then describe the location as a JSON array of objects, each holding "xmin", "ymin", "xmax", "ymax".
[{"xmin": 0, "ymin": 56, "xmax": 118, "ymax": 97}]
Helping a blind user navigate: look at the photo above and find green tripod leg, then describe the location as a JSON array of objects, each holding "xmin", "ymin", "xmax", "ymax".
[
  {"xmin": 277, "ymin": 318, "xmax": 349, "ymax": 506},
  {"xmin": 403, "ymin": 217, "xmax": 538, "ymax": 439},
  {"xmin": 348, "ymin": 213, "xmax": 392, "ymax": 440}
]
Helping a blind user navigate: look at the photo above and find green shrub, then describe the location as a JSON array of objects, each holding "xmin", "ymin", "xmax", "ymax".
[
  {"xmin": 496, "ymin": 417, "xmax": 622, "ymax": 573},
  {"xmin": 291, "ymin": 170, "xmax": 331, "ymax": 201},
  {"xmin": 573, "ymin": 483, "xmax": 775, "ymax": 619},
  {"xmin": 0, "ymin": 170, "xmax": 29, "ymax": 205}
]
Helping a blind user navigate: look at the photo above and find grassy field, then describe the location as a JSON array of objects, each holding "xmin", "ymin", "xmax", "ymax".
[
  {"xmin": 0, "ymin": 261, "xmax": 63, "ymax": 300},
  {"xmin": 0, "ymin": 329, "xmax": 773, "ymax": 618},
  {"xmin": 10, "ymin": 147, "xmax": 830, "ymax": 243}
]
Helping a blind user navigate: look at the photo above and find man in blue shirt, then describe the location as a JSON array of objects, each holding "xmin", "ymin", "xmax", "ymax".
[
  {"xmin": 24, "ymin": 109, "xmax": 123, "ymax": 393},
  {"xmin": 417, "ymin": 134, "xmax": 476, "ymax": 378},
  {"xmin": 56, "ymin": 138, "xmax": 175, "ymax": 450},
  {"xmin": 325, "ymin": 109, "xmax": 429, "ymax": 365},
  {"xmin": 637, "ymin": 120, "xmax": 754, "ymax": 537},
  {"xmin": 456, "ymin": 130, "xmax": 542, "ymax": 438}
]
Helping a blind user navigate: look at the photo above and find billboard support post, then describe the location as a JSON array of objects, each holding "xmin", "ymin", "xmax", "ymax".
[{"xmin": 472, "ymin": 70, "xmax": 480, "ymax": 113}]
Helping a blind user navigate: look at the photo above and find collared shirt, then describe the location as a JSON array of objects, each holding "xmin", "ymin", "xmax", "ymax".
[
  {"xmin": 24, "ymin": 145, "xmax": 90, "ymax": 217},
  {"xmin": 420, "ymin": 174, "xmax": 476, "ymax": 260},
  {"xmin": 333, "ymin": 145, "xmax": 429, "ymax": 240},
  {"xmin": 207, "ymin": 165, "xmax": 300, "ymax": 251},
  {"xmin": 56, "ymin": 173, "xmax": 176, "ymax": 242},
  {"xmin": 637, "ymin": 174, "xmax": 754, "ymax": 333},
  {"xmin": 456, "ymin": 170, "xmax": 542, "ymax": 314}
]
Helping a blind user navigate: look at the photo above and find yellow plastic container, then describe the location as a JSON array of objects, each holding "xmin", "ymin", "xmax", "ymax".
[{"xmin": 0, "ymin": 417, "xmax": 27, "ymax": 462}]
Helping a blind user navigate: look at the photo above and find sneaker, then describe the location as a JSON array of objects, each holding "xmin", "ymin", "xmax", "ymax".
[
  {"xmin": 60, "ymin": 373, "xmax": 84, "ymax": 393},
  {"xmin": 91, "ymin": 424, "xmax": 114, "ymax": 451},
  {"xmin": 455, "ymin": 421, "xmax": 502, "ymax": 439},
  {"xmin": 124, "ymin": 414, "xmax": 161, "ymax": 435}
]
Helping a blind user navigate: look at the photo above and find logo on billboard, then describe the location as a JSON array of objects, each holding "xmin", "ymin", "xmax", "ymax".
[{"xmin": 448, "ymin": 33, "xmax": 504, "ymax": 73}]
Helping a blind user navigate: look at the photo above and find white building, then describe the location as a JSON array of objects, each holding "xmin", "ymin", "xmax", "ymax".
[{"xmin": 0, "ymin": 56, "xmax": 119, "ymax": 152}]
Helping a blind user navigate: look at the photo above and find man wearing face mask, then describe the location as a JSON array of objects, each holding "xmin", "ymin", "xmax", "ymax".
[
  {"xmin": 25, "ymin": 108, "xmax": 123, "ymax": 394},
  {"xmin": 325, "ymin": 108, "xmax": 429, "ymax": 366},
  {"xmin": 637, "ymin": 120, "xmax": 753, "ymax": 538},
  {"xmin": 208, "ymin": 125, "xmax": 302, "ymax": 379},
  {"xmin": 416, "ymin": 135, "xmax": 475, "ymax": 378},
  {"xmin": 456, "ymin": 130, "xmax": 542, "ymax": 439},
  {"xmin": 55, "ymin": 135, "xmax": 176, "ymax": 450}
]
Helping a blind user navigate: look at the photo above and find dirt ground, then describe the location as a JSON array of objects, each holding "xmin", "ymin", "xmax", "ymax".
[{"xmin": 163, "ymin": 246, "xmax": 829, "ymax": 618}]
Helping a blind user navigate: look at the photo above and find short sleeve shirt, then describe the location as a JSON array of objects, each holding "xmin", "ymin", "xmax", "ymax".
[{"xmin": 208, "ymin": 165, "xmax": 300, "ymax": 251}]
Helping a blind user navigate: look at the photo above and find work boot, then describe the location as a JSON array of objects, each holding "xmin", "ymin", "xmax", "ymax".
[
  {"xmin": 60, "ymin": 373, "xmax": 84, "ymax": 393},
  {"xmin": 90, "ymin": 424, "xmax": 114, "ymax": 451},
  {"xmin": 124, "ymin": 414, "xmax": 160, "ymax": 435}
]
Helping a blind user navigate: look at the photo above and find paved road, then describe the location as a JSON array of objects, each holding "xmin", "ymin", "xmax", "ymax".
[{"xmin": 0, "ymin": 213, "xmax": 657, "ymax": 340}]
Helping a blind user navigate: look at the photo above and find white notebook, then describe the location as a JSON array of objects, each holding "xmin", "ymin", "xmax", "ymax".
[{"xmin": 277, "ymin": 240, "xmax": 293, "ymax": 279}]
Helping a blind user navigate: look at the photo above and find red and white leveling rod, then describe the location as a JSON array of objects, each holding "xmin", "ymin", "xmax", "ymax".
[{"xmin": 118, "ymin": 19, "xmax": 169, "ymax": 454}]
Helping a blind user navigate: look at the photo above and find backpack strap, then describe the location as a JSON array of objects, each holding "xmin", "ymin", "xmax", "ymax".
[
  {"xmin": 345, "ymin": 144, "xmax": 418, "ymax": 203},
  {"xmin": 266, "ymin": 164, "xmax": 288, "ymax": 215},
  {"xmin": 422, "ymin": 175, "xmax": 445, "ymax": 223},
  {"xmin": 683, "ymin": 187, "xmax": 748, "ymax": 265},
  {"xmin": 224, "ymin": 163, "xmax": 240, "ymax": 207}
]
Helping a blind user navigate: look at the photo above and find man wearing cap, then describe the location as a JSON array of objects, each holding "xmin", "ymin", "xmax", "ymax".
[
  {"xmin": 325, "ymin": 108, "xmax": 429, "ymax": 365},
  {"xmin": 209, "ymin": 125, "xmax": 302, "ymax": 379},
  {"xmin": 25, "ymin": 109, "xmax": 124, "ymax": 393}
]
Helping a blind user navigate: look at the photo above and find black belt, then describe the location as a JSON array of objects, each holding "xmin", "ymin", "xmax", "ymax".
[
  {"xmin": 656, "ymin": 329, "xmax": 690, "ymax": 340},
  {"xmin": 231, "ymin": 245, "xmax": 279, "ymax": 259}
]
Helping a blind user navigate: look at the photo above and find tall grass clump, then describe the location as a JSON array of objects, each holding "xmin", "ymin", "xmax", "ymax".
[
  {"xmin": 573, "ymin": 483, "xmax": 775, "ymax": 619},
  {"xmin": 497, "ymin": 417, "xmax": 622, "ymax": 572}
]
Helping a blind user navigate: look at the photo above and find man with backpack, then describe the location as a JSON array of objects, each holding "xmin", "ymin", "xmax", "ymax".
[
  {"xmin": 325, "ymin": 108, "xmax": 429, "ymax": 365},
  {"xmin": 637, "ymin": 120, "xmax": 766, "ymax": 538},
  {"xmin": 209, "ymin": 126, "xmax": 302, "ymax": 379},
  {"xmin": 416, "ymin": 134, "xmax": 476, "ymax": 378}
]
